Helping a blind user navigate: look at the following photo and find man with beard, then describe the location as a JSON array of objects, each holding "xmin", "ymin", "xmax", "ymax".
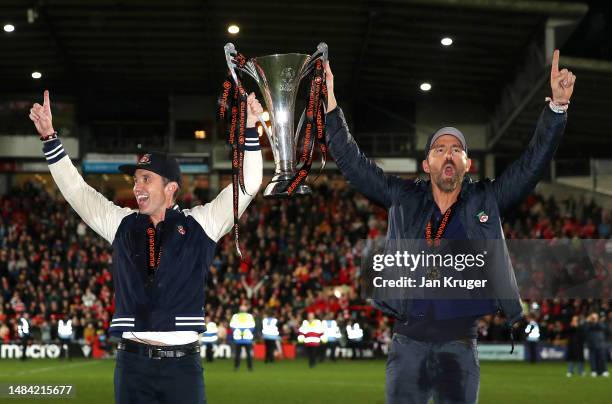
[{"xmin": 324, "ymin": 50, "xmax": 575, "ymax": 404}]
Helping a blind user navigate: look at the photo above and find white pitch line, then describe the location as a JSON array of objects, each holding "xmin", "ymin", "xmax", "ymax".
[{"xmin": 7, "ymin": 361, "xmax": 102, "ymax": 377}]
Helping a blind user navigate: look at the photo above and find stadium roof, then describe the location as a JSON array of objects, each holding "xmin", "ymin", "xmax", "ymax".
[{"xmin": 1, "ymin": 0, "xmax": 609, "ymax": 157}]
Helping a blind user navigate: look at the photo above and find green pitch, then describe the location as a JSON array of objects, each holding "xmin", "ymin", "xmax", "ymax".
[{"xmin": 0, "ymin": 359, "xmax": 608, "ymax": 403}]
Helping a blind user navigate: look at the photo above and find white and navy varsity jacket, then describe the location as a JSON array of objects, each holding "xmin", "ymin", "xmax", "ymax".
[{"xmin": 42, "ymin": 129, "xmax": 262, "ymax": 340}]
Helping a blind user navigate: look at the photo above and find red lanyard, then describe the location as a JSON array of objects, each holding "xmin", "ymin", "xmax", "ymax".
[
  {"xmin": 425, "ymin": 207, "xmax": 452, "ymax": 247},
  {"xmin": 146, "ymin": 225, "xmax": 163, "ymax": 272}
]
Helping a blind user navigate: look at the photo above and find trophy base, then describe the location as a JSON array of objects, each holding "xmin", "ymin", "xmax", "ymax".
[{"xmin": 263, "ymin": 180, "xmax": 311, "ymax": 199}]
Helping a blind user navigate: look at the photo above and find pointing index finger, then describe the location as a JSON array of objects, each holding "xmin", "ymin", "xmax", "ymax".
[
  {"xmin": 43, "ymin": 90, "xmax": 50, "ymax": 107},
  {"xmin": 551, "ymin": 50, "xmax": 560, "ymax": 76}
]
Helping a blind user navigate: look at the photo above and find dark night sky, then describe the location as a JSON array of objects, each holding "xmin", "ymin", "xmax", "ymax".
[{"xmin": 565, "ymin": 0, "xmax": 612, "ymax": 60}]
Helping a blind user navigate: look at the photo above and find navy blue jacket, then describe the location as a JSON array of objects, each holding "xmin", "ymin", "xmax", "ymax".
[
  {"xmin": 42, "ymin": 130, "xmax": 262, "ymax": 337},
  {"xmin": 325, "ymin": 105, "xmax": 567, "ymax": 325},
  {"xmin": 109, "ymin": 207, "xmax": 216, "ymax": 335}
]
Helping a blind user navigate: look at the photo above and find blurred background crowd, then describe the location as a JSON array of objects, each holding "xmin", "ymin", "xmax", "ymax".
[{"xmin": 0, "ymin": 179, "xmax": 610, "ymax": 356}]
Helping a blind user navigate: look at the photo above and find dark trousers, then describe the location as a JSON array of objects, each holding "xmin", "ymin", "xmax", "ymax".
[
  {"xmin": 386, "ymin": 334, "xmax": 479, "ymax": 404},
  {"xmin": 20, "ymin": 336, "xmax": 28, "ymax": 360},
  {"xmin": 527, "ymin": 341, "xmax": 538, "ymax": 363},
  {"xmin": 349, "ymin": 341, "xmax": 362, "ymax": 359},
  {"xmin": 114, "ymin": 350, "xmax": 205, "ymax": 404},
  {"xmin": 306, "ymin": 346, "xmax": 318, "ymax": 368},
  {"xmin": 567, "ymin": 361, "xmax": 584, "ymax": 375},
  {"xmin": 318, "ymin": 343, "xmax": 326, "ymax": 362},
  {"xmin": 328, "ymin": 341, "xmax": 338, "ymax": 362},
  {"xmin": 319, "ymin": 342, "xmax": 338, "ymax": 362},
  {"xmin": 59, "ymin": 338, "xmax": 71, "ymax": 360},
  {"xmin": 589, "ymin": 345, "xmax": 609, "ymax": 375},
  {"xmin": 205, "ymin": 344, "xmax": 214, "ymax": 363},
  {"xmin": 264, "ymin": 339, "xmax": 276, "ymax": 363},
  {"xmin": 234, "ymin": 344, "xmax": 252, "ymax": 370}
]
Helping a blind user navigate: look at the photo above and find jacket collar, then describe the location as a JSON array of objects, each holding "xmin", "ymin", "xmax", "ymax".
[
  {"xmin": 165, "ymin": 204, "xmax": 181, "ymax": 218},
  {"xmin": 136, "ymin": 204, "xmax": 182, "ymax": 224}
]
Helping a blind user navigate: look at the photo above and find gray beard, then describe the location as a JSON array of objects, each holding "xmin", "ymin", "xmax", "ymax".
[{"xmin": 433, "ymin": 170, "xmax": 464, "ymax": 193}]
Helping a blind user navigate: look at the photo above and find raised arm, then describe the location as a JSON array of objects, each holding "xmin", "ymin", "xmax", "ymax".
[
  {"xmin": 188, "ymin": 93, "xmax": 263, "ymax": 242},
  {"xmin": 492, "ymin": 50, "xmax": 575, "ymax": 214},
  {"xmin": 324, "ymin": 62, "xmax": 404, "ymax": 208},
  {"xmin": 29, "ymin": 91, "xmax": 133, "ymax": 244}
]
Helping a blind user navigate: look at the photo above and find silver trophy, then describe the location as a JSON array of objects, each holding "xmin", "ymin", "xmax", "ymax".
[{"xmin": 224, "ymin": 42, "xmax": 328, "ymax": 198}]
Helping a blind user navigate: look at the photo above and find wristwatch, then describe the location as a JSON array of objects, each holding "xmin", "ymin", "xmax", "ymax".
[
  {"xmin": 40, "ymin": 130, "xmax": 58, "ymax": 141},
  {"xmin": 545, "ymin": 97, "xmax": 569, "ymax": 114}
]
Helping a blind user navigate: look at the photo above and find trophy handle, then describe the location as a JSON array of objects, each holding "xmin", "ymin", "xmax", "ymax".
[
  {"xmin": 295, "ymin": 108, "xmax": 306, "ymax": 144},
  {"xmin": 223, "ymin": 43, "xmax": 240, "ymax": 85},
  {"xmin": 224, "ymin": 43, "xmax": 262, "ymax": 86},
  {"xmin": 317, "ymin": 42, "xmax": 329, "ymax": 63},
  {"xmin": 224, "ymin": 43, "xmax": 273, "ymax": 145},
  {"xmin": 240, "ymin": 61, "xmax": 273, "ymax": 138},
  {"xmin": 294, "ymin": 43, "xmax": 327, "ymax": 158},
  {"xmin": 257, "ymin": 115, "xmax": 273, "ymax": 140},
  {"xmin": 242, "ymin": 60, "xmax": 260, "ymax": 82},
  {"xmin": 301, "ymin": 42, "xmax": 328, "ymax": 80}
]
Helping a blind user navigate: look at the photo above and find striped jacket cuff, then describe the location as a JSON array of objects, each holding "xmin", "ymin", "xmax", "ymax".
[
  {"xmin": 42, "ymin": 138, "xmax": 67, "ymax": 165},
  {"xmin": 244, "ymin": 127, "xmax": 261, "ymax": 151}
]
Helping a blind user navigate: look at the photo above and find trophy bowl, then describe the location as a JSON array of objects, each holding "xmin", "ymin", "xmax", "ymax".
[{"xmin": 224, "ymin": 43, "xmax": 328, "ymax": 198}]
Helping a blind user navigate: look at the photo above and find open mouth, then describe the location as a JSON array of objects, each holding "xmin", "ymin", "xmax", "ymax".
[
  {"xmin": 443, "ymin": 165, "xmax": 455, "ymax": 177},
  {"xmin": 136, "ymin": 194, "xmax": 149, "ymax": 205}
]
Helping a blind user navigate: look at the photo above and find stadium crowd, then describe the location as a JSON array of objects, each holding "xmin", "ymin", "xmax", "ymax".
[{"xmin": 0, "ymin": 178, "xmax": 610, "ymax": 357}]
